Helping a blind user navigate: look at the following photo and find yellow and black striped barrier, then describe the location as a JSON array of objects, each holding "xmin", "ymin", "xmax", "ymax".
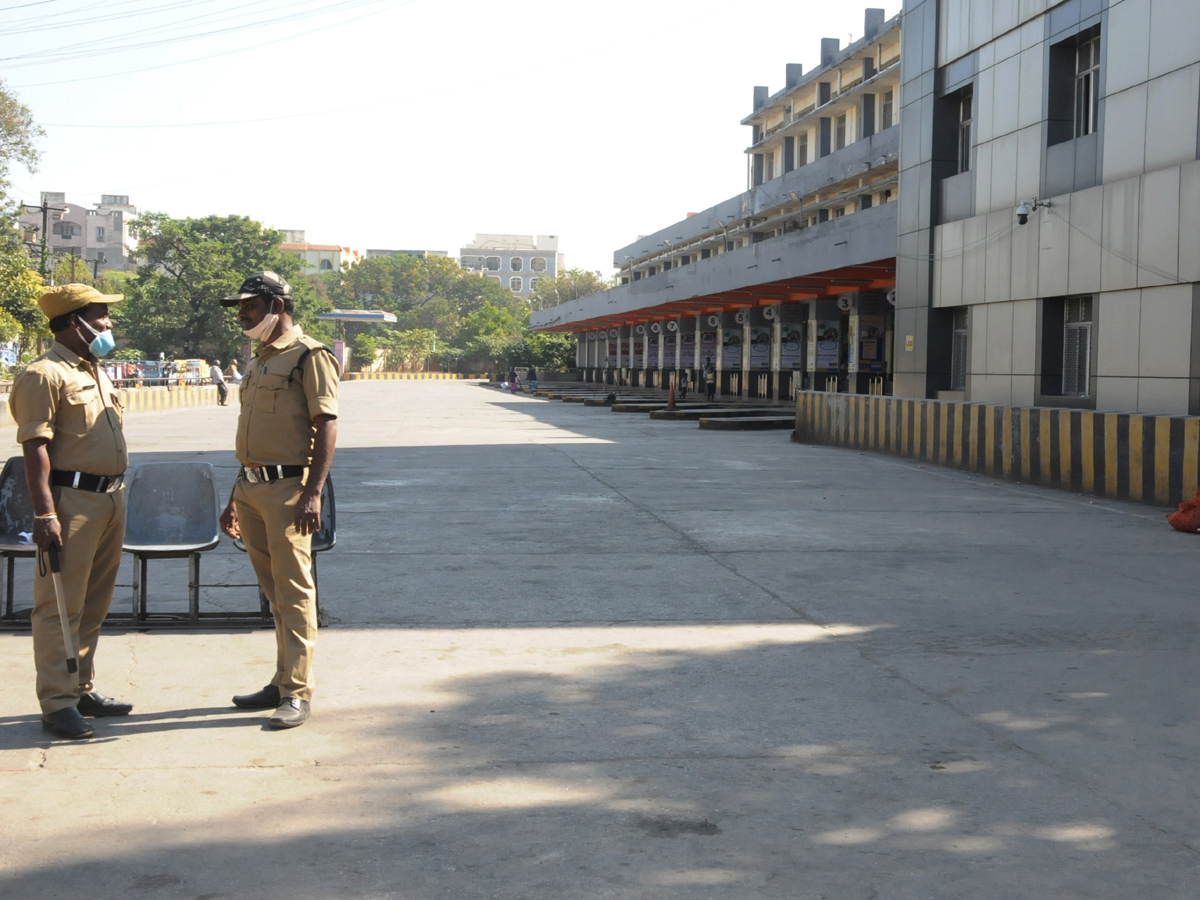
[
  {"xmin": 0, "ymin": 384, "xmax": 237, "ymax": 428},
  {"xmin": 795, "ymin": 391, "xmax": 1200, "ymax": 507},
  {"xmin": 342, "ymin": 372, "xmax": 481, "ymax": 381}
]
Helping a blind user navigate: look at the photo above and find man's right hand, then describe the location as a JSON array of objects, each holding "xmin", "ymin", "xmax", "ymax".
[
  {"xmin": 33, "ymin": 516, "xmax": 63, "ymax": 552},
  {"xmin": 220, "ymin": 501, "xmax": 240, "ymax": 539}
]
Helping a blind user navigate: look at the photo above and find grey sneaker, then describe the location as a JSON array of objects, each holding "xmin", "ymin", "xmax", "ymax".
[{"xmin": 268, "ymin": 697, "xmax": 310, "ymax": 729}]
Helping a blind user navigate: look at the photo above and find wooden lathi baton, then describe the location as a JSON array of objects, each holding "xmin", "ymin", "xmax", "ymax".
[{"xmin": 46, "ymin": 545, "xmax": 76, "ymax": 674}]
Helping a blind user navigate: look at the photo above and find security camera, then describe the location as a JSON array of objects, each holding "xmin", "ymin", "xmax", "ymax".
[{"xmin": 1016, "ymin": 203, "xmax": 1030, "ymax": 225}]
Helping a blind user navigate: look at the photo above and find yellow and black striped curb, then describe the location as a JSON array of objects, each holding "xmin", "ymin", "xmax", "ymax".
[
  {"xmin": 795, "ymin": 392, "xmax": 1200, "ymax": 508},
  {"xmin": 342, "ymin": 373, "xmax": 483, "ymax": 381},
  {"xmin": 0, "ymin": 384, "xmax": 238, "ymax": 428}
]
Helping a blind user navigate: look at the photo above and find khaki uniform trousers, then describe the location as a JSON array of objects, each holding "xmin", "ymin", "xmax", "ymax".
[
  {"xmin": 233, "ymin": 477, "xmax": 317, "ymax": 701},
  {"xmin": 32, "ymin": 486, "xmax": 127, "ymax": 715}
]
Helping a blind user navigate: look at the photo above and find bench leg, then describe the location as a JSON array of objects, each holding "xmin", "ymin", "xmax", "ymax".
[
  {"xmin": 131, "ymin": 554, "xmax": 140, "ymax": 619},
  {"xmin": 138, "ymin": 557, "xmax": 149, "ymax": 621},
  {"xmin": 188, "ymin": 552, "xmax": 200, "ymax": 624},
  {"xmin": 4, "ymin": 554, "xmax": 13, "ymax": 620}
]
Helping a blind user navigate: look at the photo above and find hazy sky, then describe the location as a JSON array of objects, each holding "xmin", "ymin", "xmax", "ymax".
[{"xmin": 3, "ymin": 0, "xmax": 902, "ymax": 275}]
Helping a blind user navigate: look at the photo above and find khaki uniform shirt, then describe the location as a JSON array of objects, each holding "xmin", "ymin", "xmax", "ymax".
[
  {"xmin": 235, "ymin": 326, "xmax": 339, "ymax": 468},
  {"xmin": 8, "ymin": 342, "xmax": 127, "ymax": 476}
]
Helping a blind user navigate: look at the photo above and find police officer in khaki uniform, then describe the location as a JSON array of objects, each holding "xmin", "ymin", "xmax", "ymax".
[
  {"xmin": 218, "ymin": 272, "xmax": 338, "ymax": 729},
  {"xmin": 10, "ymin": 284, "xmax": 132, "ymax": 740}
]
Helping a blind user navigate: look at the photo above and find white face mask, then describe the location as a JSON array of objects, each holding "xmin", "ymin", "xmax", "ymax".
[{"xmin": 243, "ymin": 308, "xmax": 279, "ymax": 341}]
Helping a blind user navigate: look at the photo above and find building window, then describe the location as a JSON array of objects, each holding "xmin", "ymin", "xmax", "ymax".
[
  {"xmin": 1075, "ymin": 31, "xmax": 1100, "ymax": 138},
  {"xmin": 510, "ymin": 276, "xmax": 523, "ymax": 292},
  {"xmin": 530, "ymin": 257, "xmax": 547, "ymax": 272},
  {"xmin": 461, "ymin": 255, "xmax": 484, "ymax": 269},
  {"xmin": 1062, "ymin": 296, "xmax": 1092, "ymax": 396},
  {"xmin": 957, "ymin": 88, "xmax": 973, "ymax": 173},
  {"xmin": 319, "ymin": 259, "xmax": 333, "ymax": 271},
  {"xmin": 882, "ymin": 90, "xmax": 894, "ymax": 129},
  {"xmin": 1049, "ymin": 26, "xmax": 1101, "ymax": 146},
  {"xmin": 510, "ymin": 256, "xmax": 523, "ymax": 272},
  {"xmin": 485, "ymin": 257, "xmax": 501, "ymax": 271},
  {"xmin": 529, "ymin": 277, "xmax": 538, "ymax": 292},
  {"xmin": 95, "ymin": 226, "xmax": 105, "ymax": 242},
  {"xmin": 51, "ymin": 221, "xmax": 80, "ymax": 238},
  {"xmin": 835, "ymin": 114, "xmax": 847, "ymax": 150},
  {"xmin": 950, "ymin": 308, "xmax": 968, "ymax": 391},
  {"xmin": 797, "ymin": 132, "xmax": 808, "ymax": 167},
  {"xmin": 832, "ymin": 207, "xmax": 846, "ymax": 218}
]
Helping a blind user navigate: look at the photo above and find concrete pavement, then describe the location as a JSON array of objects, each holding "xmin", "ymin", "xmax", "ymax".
[{"xmin": 1, "ymin": 381, "xmax": 1199, "ymax": 899}]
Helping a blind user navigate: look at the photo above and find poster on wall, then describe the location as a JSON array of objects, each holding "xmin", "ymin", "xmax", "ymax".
[
  {"xmin": 749, "ymin": 327, "xmax": 771, "ymax": 368},
  {"xmin": 647, "ymin": 339, "xmax": 659, "ymax": 367},
  {"xmin": 723, "ymin": 331, "xmax": 742, "ymax": 368},
  {"xmin": 619, "ymin": 340, "xmax": 629, "ymax": 367},
  {"xmin": 857, "ymin": 315, "xmax": 885, "ymax": 372},
  {"xmin": 606, "ymin": 343, "xmax": 616, "ymax": 366},
  {"xmin": 781, "ymin": 326, "xmax": 804, "ymax": 369},
  {"xmin": 679, "ymin": 333, "xmax": 695, "ymax": 367},
  {"xmin": 815, "ymin": 320, "xmax": 841, "ymax": 371},
  {"xmin": 699, "ymin": 332, "xmax": 717, "ymax": 368},
  {"xmin": 633, "ymin": 339, "xmax": 643, "ymax": 366},
  {"xmin": 664, "ymin": 335, "xmax": 677, "ymax": 367}
]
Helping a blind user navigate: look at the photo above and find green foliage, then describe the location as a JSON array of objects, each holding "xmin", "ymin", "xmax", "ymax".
[
  {"xmin": 520, "ymin": 332, "xmax": 577, "ymax": 372},
  {"xmin": 527, "ymin": 269, "xmax": 611, "ymax": 311},
  {"xmin": 351, "ymin": 333, "xmax": 378, "ymax": 371},
  {"xmin": 111, "ymin": 348, "xmax": 143, "ymax": 361},
  {"xmin": 0, "ymin": 241, "xmax": 45, "ymax": 357},
  {"xmin": 118, "ymin": 213, "xmax": 309, "ymax": 360},
  {"xmin": 381, "ymin": 328, "xmax": 437, "ymax": 372},
  {"xmin": 0, "ymin": 79, "xmax": 41, "ymax": 216}
]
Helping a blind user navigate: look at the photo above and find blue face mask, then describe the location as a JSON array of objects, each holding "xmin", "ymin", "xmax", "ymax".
[{"xmin": 76, "ymin": 317, "xmax": 116, "ymax": 358}]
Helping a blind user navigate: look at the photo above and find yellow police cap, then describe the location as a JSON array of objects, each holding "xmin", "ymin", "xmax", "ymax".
[{"xmin": 39, "ymin": 283, "xmax": 123, "ymax": 319}]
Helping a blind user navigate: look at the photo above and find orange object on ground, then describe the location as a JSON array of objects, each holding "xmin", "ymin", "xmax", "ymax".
[{"xmin": 1166, "ymin": 490, "xmax": 1200, "ymax": 532}]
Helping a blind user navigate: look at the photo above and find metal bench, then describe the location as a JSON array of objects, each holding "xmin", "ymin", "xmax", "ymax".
[
  {"xmin": 122, "ymin": 462, "xmax": 221, "ymax": 624},
  {"xmin": 0, "ymin": 456, "xmax": 36, "ymax": 621}
]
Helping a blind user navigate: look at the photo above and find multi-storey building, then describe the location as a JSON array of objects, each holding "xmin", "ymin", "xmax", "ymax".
[
  {"xmin": 279, "ymin": 237, "xmax": 361, "ymax": 274},
  {"xmin": 20, "ymin": 192, "xmax": 138, "ymax": 275},
  {"xmin": 459, "ymin": 234, "xmax": 562, "ymax": 299},
  {"xmin": 897, "ymin": 0, "xmax": 1200, "ymax": 417},
  {"xmin": 531, "ymin": 10, "xmax": 901, "ymax": 400}
]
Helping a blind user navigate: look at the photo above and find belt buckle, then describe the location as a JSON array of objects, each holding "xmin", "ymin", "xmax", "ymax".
[{"xmin": 243, "ymin": 467, "xmax": 261, "ymax": 484}]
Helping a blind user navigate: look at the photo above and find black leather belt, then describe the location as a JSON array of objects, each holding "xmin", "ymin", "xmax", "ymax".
[
  {"xmin": 51, "ymin": 470, "xmax": 124, "ymax": 493},
  {"xmin": 241, "ymin": 465, "xmax": 306, "ymax": 484}
]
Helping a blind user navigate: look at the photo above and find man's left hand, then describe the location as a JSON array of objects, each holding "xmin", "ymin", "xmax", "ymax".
[{"xmin": 294, "ymin": 491, "xmax": 322, "ymax": 536}]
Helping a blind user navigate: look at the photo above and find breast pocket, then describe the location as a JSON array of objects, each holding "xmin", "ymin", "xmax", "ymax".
[
  {"xmin": 62, "ymin": 389, "xmax": 102, "ymax": 434},
  {"xmin": 254, "ymin": 372, "xmax": 292, "ymax": 414}
]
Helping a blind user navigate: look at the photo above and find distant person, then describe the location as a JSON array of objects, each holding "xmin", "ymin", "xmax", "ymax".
[
  {"xmin": 527, "ymin": 366, "xmax": 538, "ymax": 391},
  {"xmin": 705, "ymin": 359, "xmax": 716, "ymax": 402},
  {"xmin": 226, "ymin": 359, "xmax": 242, "ymax": 386},
  {"xmin": 209, "ymin": 359, "xmax": 228, "ymax": 406},
  {"xmin": 508, "ymin": 367, "xmax": 520, "ymax": 394}
]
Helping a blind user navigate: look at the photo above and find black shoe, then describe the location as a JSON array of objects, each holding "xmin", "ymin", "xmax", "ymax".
[
  {"xmin": 42, "ymin": 707, "xmax": 94, "ymax": 739},
  {"xmin": 268, "ymin": 697, "xmax": 310, "ymax": 729},
  {"xmin": 78, "ymin": 691, "xmax": 133, "ymax": 717},
  {"xmin": 233, "ymin": 685, "xmax": 280, "ymax": 710}
]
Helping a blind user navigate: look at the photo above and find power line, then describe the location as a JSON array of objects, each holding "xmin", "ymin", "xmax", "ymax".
[
  {"xmin": 9, "ymin": 0, "xmax": 415, "ymax": 87},
  {"xmin": 2, "ymin": 0, "xmax": 393, "ymax": 65}
]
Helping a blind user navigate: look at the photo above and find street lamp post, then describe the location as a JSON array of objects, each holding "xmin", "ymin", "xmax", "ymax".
[{"xmin": 20, "ymin": 200, "xmax": 70, "ymax": 278}]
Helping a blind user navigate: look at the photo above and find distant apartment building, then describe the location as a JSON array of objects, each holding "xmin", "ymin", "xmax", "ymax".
[
  {"xmin": 459, "ymin": 234, "xmax": 563, "ymax": 298},
  {"xmin": 365, "ymin": 249, "xmax": 449, "ymax": 260},
  {"xmin": 19, "ymin": 192, "xmax": 138, "ymax": 275},
  {"xmin": 279, "ymin": 231, "xmax": 360, "ymax": 274}
]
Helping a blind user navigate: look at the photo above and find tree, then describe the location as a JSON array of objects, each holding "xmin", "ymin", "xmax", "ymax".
[
  {"xmin": 0, "ymin": 79, "xmax": 41, "ymax": 216},
  {"xmin": 527, "ymin": 269, "xmax": 612, "ymax": 311},
  {"xmin": 119, "ymin": 214, "xmax": 313, "ymax": 360},
  {"xmin": 0, "ymin": 242, "xmax": 45, "ymax": 359},
  {"xmin": 381, "ymin": 328, "xmax": 437, "ymax": 372},
  {"xmin": 520, "ymin": 332, "xmax": 577, "ymax": 372}
]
